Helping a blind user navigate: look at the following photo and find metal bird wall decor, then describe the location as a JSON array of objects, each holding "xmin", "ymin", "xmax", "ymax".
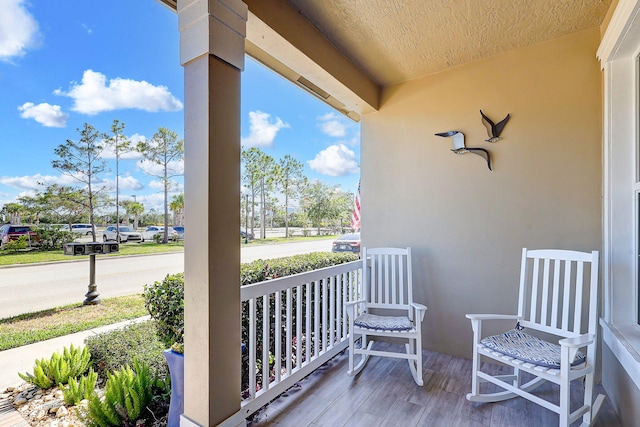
[
  {"xmin": 480, "ymin": 110, "xmax": 510, "ymax": 142},
  {"xmin": 435, "ymin": 130, "xmax": 492, "ymax": 171}
]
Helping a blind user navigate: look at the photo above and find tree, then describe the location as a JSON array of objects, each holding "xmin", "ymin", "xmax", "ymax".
[
  {"xmin": 305, "ymin": 180, "xmax": 336, "ymax": 235},
  {"xmin": 273, "ymin": 155, "xmax": 306, "ymax": 238},
  {"xmin": 241, "ymin": 148, "xmax": 275, "ymax": 239},
  {"xmin": 104, "ymin": 119, "xmax": 131, "ymax": 241},
  {"xmin": 52, "ymin": 123, "xmax": 109, "ymax": 241},
  {"xmin": 40, "ymin": 184, "xmax": 88, "ymax": 225},
  {"xmin": 170, "ymin": 193, "xmax": 184, "ymax": 226},
  {"xmin": 136, "ymin": 128, "xmax": 184, "ymax": 243}
]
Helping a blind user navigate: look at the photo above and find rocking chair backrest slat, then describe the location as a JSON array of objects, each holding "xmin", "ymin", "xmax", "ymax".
[
  {"xmin": 363, "ymin": 247, "xmax": 412, "ymax": 312},
  {"xmin": 517, "ymin": 248, "xmax": 599, "ymax": 340}
]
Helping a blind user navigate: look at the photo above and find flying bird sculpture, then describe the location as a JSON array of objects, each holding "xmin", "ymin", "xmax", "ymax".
[
  {"xmin": 435, "ymin": 130, "xmax": 492, "ymax": 171},
  {"xmin": 480, "ymin": 110, "xmax": 510, "ymax": 143}
]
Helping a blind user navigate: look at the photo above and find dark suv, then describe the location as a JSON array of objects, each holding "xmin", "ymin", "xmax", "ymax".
[{"xmin": 0, "ymin": 224, "xmax": 38, "ymax": 247}]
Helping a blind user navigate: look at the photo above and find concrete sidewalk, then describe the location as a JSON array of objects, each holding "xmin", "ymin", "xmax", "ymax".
[{"xmin": 0, "ymin": 316, "xmax": 150, "ymax": 426}]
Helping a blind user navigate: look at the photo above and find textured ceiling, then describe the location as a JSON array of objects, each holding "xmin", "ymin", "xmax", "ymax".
[{"xmin": 286, "ymin": 0, "xmax": 612, "ymax": 87}]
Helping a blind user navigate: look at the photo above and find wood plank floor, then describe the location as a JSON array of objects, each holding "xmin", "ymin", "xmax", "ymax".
[{"xmin": 247, "ymin": 342, "xmax": 621, "ymax": 427}]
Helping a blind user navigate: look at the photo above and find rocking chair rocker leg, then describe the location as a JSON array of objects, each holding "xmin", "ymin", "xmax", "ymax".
[
  {"xmin": 347, "ymin": 339, "xmax": 372, "ymax": 377},
  {"xmin": 405, "ymin": 341, "xmax": 424, "ymax": 386}
]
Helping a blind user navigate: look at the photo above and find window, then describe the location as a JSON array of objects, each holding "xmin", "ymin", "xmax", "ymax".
[{"xmin": 598, "ymin": 0, "xmax": 640, "ymax": 390}]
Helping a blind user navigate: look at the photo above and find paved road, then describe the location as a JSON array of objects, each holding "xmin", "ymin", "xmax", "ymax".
[{"xmin": 0, "ymin": 239, "xmax": 333, "ymax": 319}]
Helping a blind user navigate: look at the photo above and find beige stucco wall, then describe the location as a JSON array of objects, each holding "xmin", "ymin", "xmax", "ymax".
[{"xmin": 361, "ymin": 28, "xmax": 603, "ymax": 358}]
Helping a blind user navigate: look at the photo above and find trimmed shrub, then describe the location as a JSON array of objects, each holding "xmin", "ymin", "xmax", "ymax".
[
  {"xmin": 1, "ymin": 235, "xmax": 29, "ymax": 253},
  {"xmin": 85, "ymin": 321, "xmax": 168, "ymax": 381},
  {"xmin": 33, "ymin": 225, "xmax": 76, "ymax": 251},
  {"xmin": 143, "ymin": 273, "xmax": 184, "ymax": 348},
  {"xmin": 19, "ymin": 344, "xmax": 91, "ymax": 389}
]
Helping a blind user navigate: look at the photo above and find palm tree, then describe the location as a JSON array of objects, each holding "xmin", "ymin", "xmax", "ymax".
[
  {"xmin": 1, "ymin": 203, "xmax": 24, "ymax": 224},
  {"xmin": 170, "ymin": 193, "xmax": 184, "ymax": 226},
  {"xmin": 127, "ymin": 202, "xmax": 145, "ymax": 230}
]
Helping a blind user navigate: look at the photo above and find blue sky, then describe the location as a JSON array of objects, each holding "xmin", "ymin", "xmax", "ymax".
[{"xmin": 0, "ymin": 0, "xmax": 360, "ymax": 213}]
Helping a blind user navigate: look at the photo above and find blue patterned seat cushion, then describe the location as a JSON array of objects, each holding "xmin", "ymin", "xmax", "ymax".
[
  {"xmin": 480, "ymin": 329, "xmax": 586, "ymax": 369},
  {"xmin": 354, "ymin": 313, "xmax": 414, "ymax": 331}
]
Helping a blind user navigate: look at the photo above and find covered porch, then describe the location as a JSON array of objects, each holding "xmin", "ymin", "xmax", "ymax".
[{"xmin": 156, "ymin": 0, "xmax": 640, "ymax": 425}]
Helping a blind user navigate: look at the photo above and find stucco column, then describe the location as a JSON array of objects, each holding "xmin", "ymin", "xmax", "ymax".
[{"xmin": 178, "ymin": 1, "xmax": 247, "ymax": 426}]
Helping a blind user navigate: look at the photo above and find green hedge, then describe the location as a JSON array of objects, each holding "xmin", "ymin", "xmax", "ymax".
[
  {"xmin": 85, "ymin": 321, "xmax": 168, "ymax": 381},
  {"xmin": 241, "ymin": 252, "xmax": 359, "ymax": 285}
]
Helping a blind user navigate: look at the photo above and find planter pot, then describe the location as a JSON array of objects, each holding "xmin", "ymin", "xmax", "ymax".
[{"xmin": 164, "ymin": 349, "xmax": 184, "ymax": 427}]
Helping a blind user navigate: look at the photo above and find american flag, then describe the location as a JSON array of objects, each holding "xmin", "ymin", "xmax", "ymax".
[{"xmin": 350, "ymin": 181, "xmax": 361, "ymax": 231}]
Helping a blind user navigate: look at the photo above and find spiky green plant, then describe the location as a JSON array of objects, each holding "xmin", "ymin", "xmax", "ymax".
[
  {"xmin": 60, "ymin": 368, "xmax": 98, "ymax": 406},
  {"xmin": 19, "ymin": 344, "xmax": 91, "ymax": 389},
  {"xmin": 84, "ymin": 359, "xmax": 154, "ymax": 427}
]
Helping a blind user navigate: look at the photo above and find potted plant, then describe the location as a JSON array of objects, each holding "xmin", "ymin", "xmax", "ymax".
[{"xmin": 144, "ymin": 273, "xmax": 184, "ymax": 427}]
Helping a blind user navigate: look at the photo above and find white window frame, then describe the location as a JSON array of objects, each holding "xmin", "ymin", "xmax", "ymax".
[{"xmin": 598, "ymin": 0, "xmax": 640, "ymax": 391}]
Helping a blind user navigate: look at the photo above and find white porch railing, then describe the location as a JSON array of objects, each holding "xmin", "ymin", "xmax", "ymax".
[{"xmin": 235, "ymin": 260, "xmax": 362, "ymax": 420}]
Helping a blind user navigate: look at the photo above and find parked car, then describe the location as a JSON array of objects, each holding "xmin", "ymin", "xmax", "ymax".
[
  {"xmin": 103, "ymin": 225, "xmax": 142, "ymax": 243},
  {"xmin": 174, "ymin": 226, "xmax": 185, "ymax": 239},
  {"xmin": 0, "ymin": 224, "xmax": 39, "ymax": 247},
  {"xmin": 241, "ymin": 228, "xmax": 254, "ymax": 240},
  {"xmin": 141, "ymin": 226, "xmax": 178, "ymax": 242},
  {"xmin": 331, "ymin": 232, "xmax": 361, "ymax": 255},
  {"xmin": 72, "ymin": 224, "xmax": 94, "ymax": 235}
]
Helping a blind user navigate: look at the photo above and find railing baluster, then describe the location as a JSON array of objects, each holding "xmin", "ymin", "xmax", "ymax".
[
  {"xmin": 275, "ymin": 290, "xmax": 281, "ymax": 383},
  {"xmin": 329, "ymin": 275, "xmax": 335, "ymax": 348},
  {"xmin": 249, "ymin": 298, "xmax": 256, "ymax": 399},
  {"xmin": 336, "ymin": 273, "xmax": 343, "ymax": 341},
  {"xmin": 322, "ymin": 278, "xmax": 328, "ymax": 353},
  {"xmin": 342, "ymin": 272, "xmax": 348, "ymax": 338},
  {"xmin": 306, "ymin": 281, "xmax": 311, "ymax": 366},
  {"xmin": 296, "ymin": 284, "xmax": 302, "ymax": 370},
  {"xmin": 314, "ymin": 280, "xmax": 320, "ymax": 358},
  {"xmin": 286, "ymin": 288, "xmax": 292, "ymax": 375},
  {"xmin": 262, "ymin": 294, "xmax": 270, "ymax": 391}
]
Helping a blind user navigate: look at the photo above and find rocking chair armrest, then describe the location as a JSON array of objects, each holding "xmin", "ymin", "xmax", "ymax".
[
  {"xmin": 411, "ymin": 302, "xmax": 427, "ymax": 322},
  {"xmin": 345, "ymin": 299, "xmax": 366, "ymax": 314},
  {"xmin": 411, "ymin": 302, "xmax": 427, "ymax": 312},
  {"xmin": 345, "ymin": 299, "xmax": 366, "ymax": 308},
  {"xmin": 559, "ymin": 333, "xmax": 594, "ymax": 349}
]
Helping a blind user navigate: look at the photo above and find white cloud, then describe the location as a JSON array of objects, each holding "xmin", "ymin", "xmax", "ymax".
[
  {"xmin": 241, "ymin": 110, "xmax": 289, "ymax": 148},
  {"xmin": 101, "ymin": 133, "xmax": 146, "ymax": 160},
  {"xmin": 137, "ymin": 159, "xmax": 184, "ymax": 177},
  {"xmin": 18, "ymin": 102, "xmax": 69, "ymax": 127},
  {"xmin": 148, "ymin": 179, "xmax": 183, "ymax": 191},
  {"xmin": 0, "ymin": 173, "xmax": 112, "ymax": 192},
  {"xmin": 318, "ymin": 112, "xmax": 346, "ymax": 137},
  {"xmin": 54, "ymin": 69, "xmax": 183, "ymax": 115},
  {"xmin": 0, "ymin": 0, "xmax": 40, "ymax": 61},
  {"xmin": 148, "ymin": 180, "xmax": 165, "ymax": 190},
  {"xmin": 308, "ymin": 144, "xmax": 360, "ymax": 177},
  {"xmin": 0, "ymin": 174, "xmax": 54, "ymax": 191},
  {"xmin": 102, "ymin": 175, "xmax": 144, "ymax": 192}
]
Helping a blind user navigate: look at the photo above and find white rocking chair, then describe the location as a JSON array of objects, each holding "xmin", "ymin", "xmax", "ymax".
[
  {"xmin": 345, "ymin": 247, "xmax": 427, "ymax": 386},
  {"xmin": 466, "ymin": 248, "xmax": 605, "ymax": 427}
]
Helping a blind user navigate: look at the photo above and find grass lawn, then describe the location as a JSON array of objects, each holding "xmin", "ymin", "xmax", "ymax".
[
  {"xmin": 0, "ymin": 241, "xmax": 185, "ymax": 266},
  {"xmin": 0, "ymin": 294, "xmax": 148, "ymax": 351}
]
